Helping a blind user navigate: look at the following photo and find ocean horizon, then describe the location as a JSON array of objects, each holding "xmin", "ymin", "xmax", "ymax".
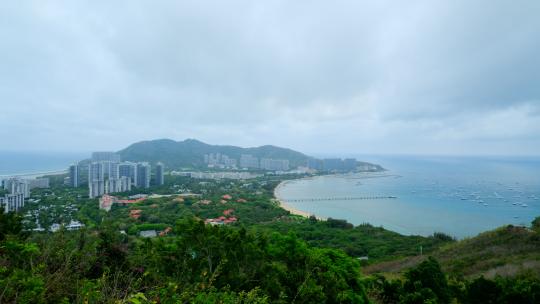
[{"xmin": 0, "ymin": 151, "xmax": 88, "ymax": 177}]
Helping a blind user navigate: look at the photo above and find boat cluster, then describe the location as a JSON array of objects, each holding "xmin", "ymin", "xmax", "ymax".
[{"xmin": 458, "ymin": 188, "xmax": 536, "ymax": 208}]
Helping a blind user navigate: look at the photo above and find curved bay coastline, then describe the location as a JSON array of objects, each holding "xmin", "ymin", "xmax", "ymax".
[
  {"xmin": 274, "ymin": 178, "xmax": 316, "ymax": 218},
  {"xmin": 272, "ymin": 157, "xmax": 540, "ymax": 239},
  {"xmin": 273, "ymin": 172, "xmax": 395, "ymax": 221}
]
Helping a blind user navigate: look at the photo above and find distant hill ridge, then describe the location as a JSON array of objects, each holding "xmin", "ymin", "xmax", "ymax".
[{"xmin": 117, "ymin": 138, "xmax": 311, "ymax": 169}]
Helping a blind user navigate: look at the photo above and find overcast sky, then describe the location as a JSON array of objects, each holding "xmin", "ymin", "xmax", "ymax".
[{"xmin": 1, "ymin": 1, "xmax": 539, "ymax": 156}]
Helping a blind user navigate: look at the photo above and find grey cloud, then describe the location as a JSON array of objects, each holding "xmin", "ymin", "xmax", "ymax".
[{"xmin": 0, "ymin": 1, "xmax": 539, "ymax": 155}]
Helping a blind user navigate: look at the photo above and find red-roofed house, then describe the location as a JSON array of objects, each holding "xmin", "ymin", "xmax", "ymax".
[
  {"xmin": 223, "ymin": 209, "xmax": 235, "ymax": 216},
  {"xmin": 159, "ymin": 227, "xmax": 173, "ymax": 236}
]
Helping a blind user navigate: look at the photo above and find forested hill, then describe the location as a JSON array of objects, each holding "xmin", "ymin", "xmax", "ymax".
[
  {"xmin": 117, "ymin": 138, "xmax": 310, "ymax": 168},
  {"xmin": 364, "ymin": 217, "xmax": 540, "ymax": 278}
]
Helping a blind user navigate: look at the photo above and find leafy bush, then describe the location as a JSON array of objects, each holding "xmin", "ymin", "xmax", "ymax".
[{"xmin": 532, "ymin": 216, "xmax": 540, "ymax": 232}]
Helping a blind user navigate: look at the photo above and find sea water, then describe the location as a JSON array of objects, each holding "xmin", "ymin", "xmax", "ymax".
[
  {"xmin": 275, "ymin": 155, "xmax": 540, "ymax": 239},
  {"xmin": 0, "ymin": 151, "xmax": 88, "ymax": 177}
]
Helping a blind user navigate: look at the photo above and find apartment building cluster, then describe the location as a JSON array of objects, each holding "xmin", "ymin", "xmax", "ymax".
[
  {"xmin": 202, "ymin": 153, "xmax": 290, "ymax": 171},
  {"xmin": 239, "ymin": 154, "xmax": 259, "ymax": 169},
  {"xmin": 69, "ymin": 152, "xmax": 165, "ymax": 199},
  {"xmin": 173, "ymin": 171, "xmax": 261, "ymax": 180},
  {"xmin": 239, "ymin": 154, "xmax": 290, "ymax": 171},
  {"xmin": 0, "ymin": 177, "xmax": 49, "ymax": 212},
  {"xmin": 203, "ymin": 153, "xmax": 237, "ymax": 168},
  {"xmin": 260, "ymin": 158, "xmax": 290, "ymax": 171}
]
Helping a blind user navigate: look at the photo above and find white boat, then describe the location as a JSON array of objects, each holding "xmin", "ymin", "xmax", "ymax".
[{"xmin": 521, "ymin": 203, "xmax": 528, "ymax": 207}]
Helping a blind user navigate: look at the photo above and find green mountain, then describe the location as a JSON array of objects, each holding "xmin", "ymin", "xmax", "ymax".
[{"xmin": 117, "ymin": 138, "xmax": 311, "ymax": 169}]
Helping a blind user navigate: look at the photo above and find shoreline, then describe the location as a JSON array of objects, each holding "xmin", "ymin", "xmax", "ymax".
[
  {"xmin": 274, "ymin": 178, "xmax": 327, "ymax": 220},
  {"xmin": 0, "ymin": 169, "xmax": 68, "ymax": 179},
  {"xmin": 273, "ymin": 171, "xmax": 390, "ymax": 220}
]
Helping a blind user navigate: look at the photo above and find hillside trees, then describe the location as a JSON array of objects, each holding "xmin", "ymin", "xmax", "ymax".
[{"xmin": 0, "ymin": 211, "xmax": 369, "ymax": 303}]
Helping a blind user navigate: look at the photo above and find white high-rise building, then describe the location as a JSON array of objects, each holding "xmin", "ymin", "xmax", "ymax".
[
  {"xmin": 119, "ymin": 162, "xmax": 137, "ymax": 186},
  {"xmin": 88, "ymin": 162, "xmax": 106, "ymax": 198},
  {"xmin": 156, "ymin": 162, "xmax": 165, "ymax": 186},
  {"xmin": 0, "ymin": 193, "xmax": 25, "ymax": 213},
  {"xmin": 89, "ymin": 162, "xmax": 105, "ymax": 182},
  {"xmin": 240, "ymin": 154, "xmax": 259, "ymax": 169},
  {"xmin": 204, "ymin": 153, "xmax": 237, "ymax": 168},
  {"xmin": 88, "ymin": 158, "xmax": 138, "ymax": 197},
  {"xmin": 69, "ymin": 164, "xmax": 79, "ymax": 187},
  {"xmin": 260, "ymin": 158, "xmax": 290, "ymax": 171},
  {"xmin": 120, "ymin": 176, "xmax": 131, "ymax": 192},
  {"xmin": 137, "ymin": 162, "xmax": 151, "ymax": 188},
  {"xmin": 89, "ymin": 180, "xmax": 105, "ymax": 198},
  {"xmin": 3, "ymin": 178, "xmax": 29, "ymax": 198},
  {"xmin": 109, "ymin": 162, "xmax": 120, "ymax": 179},
  {"xmin": 96, "ymin": 161, "xmax": 119, "ymax": 180},
  {"xmin": 107, "ymin": 176, "xmax": 131, "ymax": 193}
]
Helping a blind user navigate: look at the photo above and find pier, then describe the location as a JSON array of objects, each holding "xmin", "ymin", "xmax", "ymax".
[{"xmin": 284, "ymin": 196, "xmax": 397, "ymax": 202}]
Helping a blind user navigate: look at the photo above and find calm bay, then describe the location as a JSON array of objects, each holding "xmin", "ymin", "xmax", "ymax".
[{"xmin": 275, "ymin": 155, "xmax": 540, "ymax": 239}]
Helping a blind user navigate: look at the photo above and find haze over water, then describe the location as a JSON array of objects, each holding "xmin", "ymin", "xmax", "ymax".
[
  {"xmin": 0, "ymin": 151, "xmax": 87, "ymax": 177},
  {"xmin": 276, "ymin": 155, "xmax": 540, "ymax": 239}
]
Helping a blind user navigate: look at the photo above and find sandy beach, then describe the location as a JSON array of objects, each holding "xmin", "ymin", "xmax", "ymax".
[
  {"xmin": 274, "ymin": 179, "xmax": 315, "ymax": 218},
  {"xmin": 273, "ymin": 172, "xmax": 388, "ymax": 220}
]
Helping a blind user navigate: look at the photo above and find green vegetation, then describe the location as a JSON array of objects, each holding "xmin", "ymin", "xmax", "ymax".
[
  {"xmin": 362, "ymin": 217, "xmax": 540, "ymax": 303},
  {"xmin": 256, "ymin": 219, "xmax": 453, "ymax": 262},
  {"xmin": 364, "ymin": 223, "xmax": 540, "ymax": 279},
  {"xmin": 435, "ymin": 225, "xmax": 540, "ymax": 277},
  {"xmin": 117, "ymin": 138, "xmax": 312, "ymax": 168},
  {"xmin": 69, "ymin": 175, "xmax": 449, "ymax": 262},
  {"xmin": 532, "ymin": 217, "xmax": 540, "ymax": 232},
  {"xmin": 0, "ymin": 211, "xmax": 368, "ymax": 303},
  {"xmin": 366, "ymin": 257, "xmax": 540, "ymax": 304},
  {"xmin": 5, "ymin": 173, "xmax": 540, "ymax": 303}
]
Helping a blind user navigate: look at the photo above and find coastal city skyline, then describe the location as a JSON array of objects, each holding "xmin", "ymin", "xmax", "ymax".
[
  {"xmin": 0, "ymin": 143, "xmax": 379, "ymax": 207},
  {"xmin": 0, "ymin": 1, "xmax": 539, "ymax": 301}
]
